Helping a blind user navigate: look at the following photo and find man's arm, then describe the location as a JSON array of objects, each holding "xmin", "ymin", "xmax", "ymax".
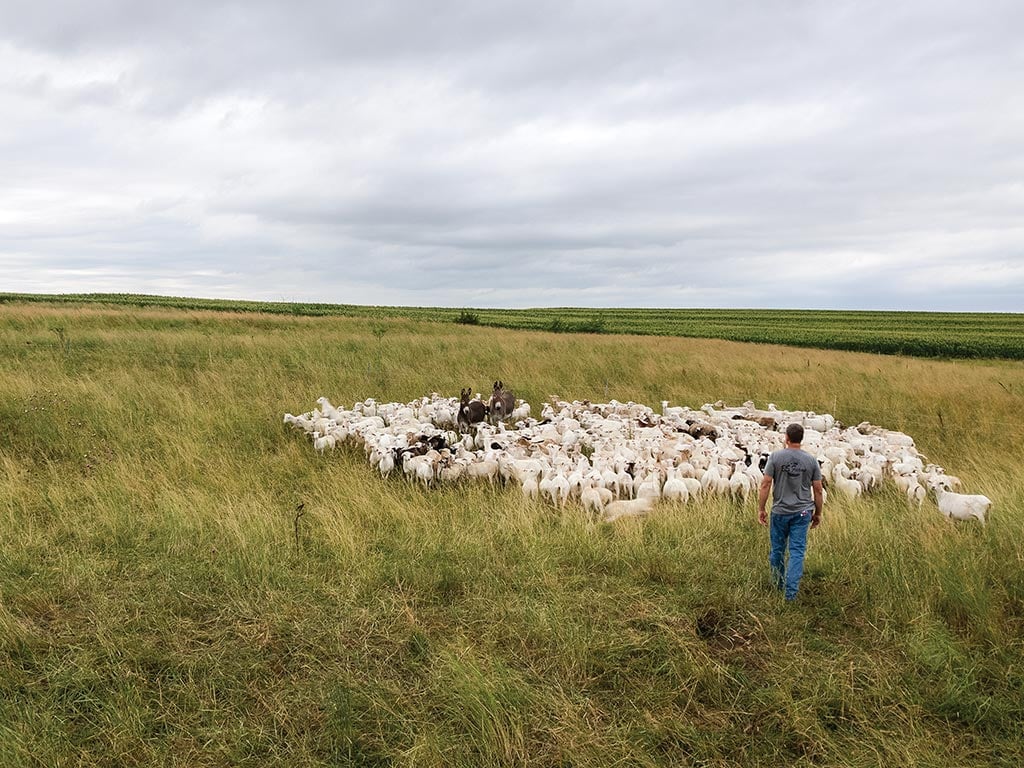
[
  {"xmin": 757, "ymin": 475, "xmax": 772, "ymax": 525},
  {"xmin": 811, "ymin": 479, "xmax": 823, "ymax": 528}
]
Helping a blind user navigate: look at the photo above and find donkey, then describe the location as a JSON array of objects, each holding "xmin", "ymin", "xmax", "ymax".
[
  {"xmin": 488, "ymin": 380, "xmax": 516, "ymax": 425},
  {"xmin": 457, "ymin": 388, "xmax": 488, "ymax": 432}
]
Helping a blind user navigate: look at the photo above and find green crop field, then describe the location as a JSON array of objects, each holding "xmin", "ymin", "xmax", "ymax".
[
  {"xmin": 1, "ymin": 299, "xmax": 1023, "ymax": 767},
  {"xmin": 2, "ymin": 292, "xmax": 1022, "ymax": 359}
]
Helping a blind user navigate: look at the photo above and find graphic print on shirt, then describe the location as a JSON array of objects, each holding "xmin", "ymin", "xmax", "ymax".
[{"xmin": 781, "ymin": 461, "xmax": 804, "ymax": 477}]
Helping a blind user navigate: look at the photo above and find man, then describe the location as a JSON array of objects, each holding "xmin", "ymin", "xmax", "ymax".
[{"xmin": 757, "ymin": 423, "xmax": 823, "ymax": 601}]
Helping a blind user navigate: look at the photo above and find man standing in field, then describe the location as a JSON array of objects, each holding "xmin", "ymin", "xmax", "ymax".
[{"xmin": 758, "ymin": 423, "xmax": 823, "ymax": 601}]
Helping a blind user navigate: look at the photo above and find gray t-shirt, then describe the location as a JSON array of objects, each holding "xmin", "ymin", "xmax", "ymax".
[{"xmin": 764, "ymin": 448, "xmax": 821, "ymax": 516}]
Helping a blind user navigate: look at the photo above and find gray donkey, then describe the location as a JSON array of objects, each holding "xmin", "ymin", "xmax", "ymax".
[{"xmin": 488, "ymin": 380, "xmax": 515, "ymax": 425}]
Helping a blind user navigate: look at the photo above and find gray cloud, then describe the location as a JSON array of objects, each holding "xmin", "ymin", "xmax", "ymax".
[{"xmin": 1, "ymin": 1, "xmax": 1022, "ymax": 310}]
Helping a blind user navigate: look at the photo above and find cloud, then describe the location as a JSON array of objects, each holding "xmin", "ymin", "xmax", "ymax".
[{"xmin": 1, "ymin": 1, "xmax": 1022, "ymax": 310}]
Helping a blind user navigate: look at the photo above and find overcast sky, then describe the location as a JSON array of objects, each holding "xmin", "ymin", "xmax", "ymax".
[{"xmin": 2, "ymin": 1, "xmax": 1022, "ymax": 310}]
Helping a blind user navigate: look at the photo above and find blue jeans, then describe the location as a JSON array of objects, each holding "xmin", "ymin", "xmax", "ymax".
[{"xmin": 769, "ymin": 509, "xmax": 812, "ymax": 600}]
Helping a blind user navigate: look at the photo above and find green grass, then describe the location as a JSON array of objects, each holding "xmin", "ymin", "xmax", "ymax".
[
  {"xmin": 0, "ymin": 300, "xmax": 1022, "ymax": 766},
  {"xmin": 3, "ymin": 291, "xmax": 1022, "ymax": 359}
]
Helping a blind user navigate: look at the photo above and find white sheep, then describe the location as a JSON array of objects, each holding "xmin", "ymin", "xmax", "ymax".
[
  {"xmin": 661, "ymin": 470, "xmax": 690, "ymax": 503},
  {"xmin": 510, "ymin": 401, "xmax": 532, "ymax": 422},
  {"xmin": 635, "ymin": 469, "xmax": 663, "ymax": 501},
  {"xmin": 403, "ymin": 453, "xmax": 436, "ymax": 487},
  {"xmin": 522, "ymin": 475, "xmax": 540, "ymax": 500},
  {"xmin": 833, "ymin": 475, "xmax": 862, "ymax": 498},
  {"xmin": 933, "ymin": 486, "xmax": 990, "ymax": 524},
  {"xmin": 316, "ymin": 396, "xmax": 343, "ymax": 421},
  {"xmin": 545, "ymin": 470, "xmax": 571, "ymax": 508},
  {"xmin": 313, "ymin": 432, "xmax": 337, "ymax": 453},
  {"xmin": 906, "ymin": 480, "xmax": 926, "ymax": 507},
  {"xmin": 469, "ymin": 456, "xmax": 501, "ymax": 484},
  {"xmin": 438, "ymin": 458, "xmax": 468, "ymax": 484},
  {"xmin": 681, "ymin": 477, "xmax": 703, "ymax": 499},
  {"xmin": 615, "ymin": 468, "xmax": 635, "ymax": 499},
  {"xmin": 661, "ymin": 401, "xmax": 687, "ymax": 419},
  {"xmin": 728, "ymin": 461, "xmax": 755, "ymax": 501},
  {"xmin": 581, "ymin": 483, "xmax": 614, "ymax": 513},
  {"xmin": 893, "ymin": 474, "xmax": 917, "ymax": 494}
]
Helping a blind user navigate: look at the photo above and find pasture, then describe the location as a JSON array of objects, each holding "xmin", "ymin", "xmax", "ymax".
[
  {"xmin": 0, "ymin": 300, "xmax": 1022, "ymax": 767},
  {"xmin": 3, "ymin": 292, "xmax": 1023, "ymax": 359}
]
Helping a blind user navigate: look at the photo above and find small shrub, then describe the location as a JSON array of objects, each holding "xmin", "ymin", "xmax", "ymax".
[
  {"xmin": 545, "ymin": 316, "xmax": 605, "ymax": 334},
  {"xmin": 576, "ymin": 316, "xmax": 606, "ymax": 334},
  {"xmin": 455, "ymin": 310, "xmax": 480, "ymax": 325}
]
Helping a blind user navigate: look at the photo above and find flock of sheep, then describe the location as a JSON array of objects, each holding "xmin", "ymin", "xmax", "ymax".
[{"xmin": 283, "ymin": 387, "xmax": 992, "ymax": 524}]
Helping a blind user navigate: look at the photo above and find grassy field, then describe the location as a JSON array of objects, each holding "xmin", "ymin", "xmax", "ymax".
[
  {"xmin": 1, "ymin": 299, "xmax": 1023, "ymax": 767},
  {"xmin": 3, "ymin": 292, "xmax": 1022, "ymax": 359}
]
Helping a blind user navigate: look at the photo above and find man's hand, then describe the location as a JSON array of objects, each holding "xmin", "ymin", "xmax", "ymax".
[
  {"xmin": 757, "ymin": 476, "xmax": 772, "ymax": 526},
  {"xmin": 812, "ymin": 479, "xmax": 823, "ymax": 528}
]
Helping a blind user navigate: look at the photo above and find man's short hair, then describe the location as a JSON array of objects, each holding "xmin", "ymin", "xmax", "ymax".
[{"xmin": 786, "ymin": 423, "xmax": 804, "ymax": 444}]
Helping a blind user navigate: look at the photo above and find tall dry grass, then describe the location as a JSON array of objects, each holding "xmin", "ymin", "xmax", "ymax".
[{"xmin": 0, "ymin": 302, "xmax": 1022, "ymax": 767}]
